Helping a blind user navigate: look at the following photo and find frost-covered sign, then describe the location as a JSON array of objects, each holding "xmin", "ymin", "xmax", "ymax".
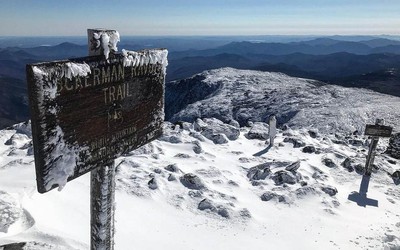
[
  {"xmin": 27, "ymin": 50, "xmax": 168, "ymax": 193},
  {"xmin": 364, "ymin": 124, "xmax": 393, "ymax": 138}
]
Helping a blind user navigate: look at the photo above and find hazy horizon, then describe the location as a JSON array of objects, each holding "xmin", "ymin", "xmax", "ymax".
[{"xmin": 1, "ymin": 0, "xmax": 399, "ymax": 36}]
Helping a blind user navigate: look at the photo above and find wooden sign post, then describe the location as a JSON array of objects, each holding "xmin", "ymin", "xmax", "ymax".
[
  {"xmin": 26, "ymin": 29, "xmax": 168, "ymax": 249},
  {"xmin": 348, "ymin": 119, "xmax": 393, "ymax": 207},
  {"xmin": 364, "ymin": 119, "xmax": 393, "ymax": 176}
]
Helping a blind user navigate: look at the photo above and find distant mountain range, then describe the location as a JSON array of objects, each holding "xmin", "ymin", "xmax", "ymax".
[{"xmin": 1, "ymin": 36, "xmax": 400, "ymax": 128}]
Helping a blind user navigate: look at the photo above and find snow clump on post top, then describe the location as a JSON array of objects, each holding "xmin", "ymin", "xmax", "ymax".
[
  {"xmin": 121, "ymin": 49, "xmax": 168, "ymax": 75},
  {"xmin": 89, "ymin": 29, "xmax": 120, "ymax": 60}
]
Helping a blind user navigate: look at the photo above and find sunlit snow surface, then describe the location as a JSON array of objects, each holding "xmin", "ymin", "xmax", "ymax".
[
  {"xmin": 0, "ymin": 69, "xmax": 400, "ymax": 249},
  {"xmin": 169, "ymin": 68, "xmax": 400, "ymax": 134}
]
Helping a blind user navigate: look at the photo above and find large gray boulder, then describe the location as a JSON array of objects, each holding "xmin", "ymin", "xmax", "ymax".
[
  {"xmin": 247, "ymin": 122, "xmax": 269, "ymax": 140},
  {"xmin": 194, "ymin": 118, "xmax": 240, "ymax": 141},
  {"xmin": 247, "ymin": 163, "xmax": 271, "ymax": 181},
  {"xmin": 180, "ymin": 173, "xmax": 206, "ymax": 190}
]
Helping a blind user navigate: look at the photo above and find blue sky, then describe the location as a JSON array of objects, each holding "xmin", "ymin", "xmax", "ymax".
[{"xmin": 1, "ymin": 0, "xmax": 399, "ymax": 36}]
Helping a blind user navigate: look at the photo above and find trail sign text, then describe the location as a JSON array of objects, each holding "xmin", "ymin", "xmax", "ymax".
[{"xmin": 27, "ymin": 52, "xmax": 166, "ymax": 193}]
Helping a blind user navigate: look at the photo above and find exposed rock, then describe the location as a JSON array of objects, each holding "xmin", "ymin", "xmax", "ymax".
[
  {"xmin": 198, "ymin": 198, "xmax": 216, "ymax": 211},
  {"xmin": 174, "ymin": 153, "xmax": 191, "ymax": 158},
  {"xmin": 392, "ymin": 170, "xmax": 400, "ymax": 179},
  {"xmin": 308, "ymin": 130, "xmax": 318, "ymax": 138},
  {"xmin": 239, "ymin": 208, "xmax": 252, "ymax": 218},
  {"xmin": 247, "ymin": 122, "xmax": 269, "ymax": 140},
  {"xmin": 210, "ymin": 133, "xmax": 229, "ymax": 144},
  {"xmin": 302, "ymin": 145, "xmax": 316, "ymax": 153},
  {"xmin": 341, "ymin": 157, "xmax": 355, "ymax": 172},
  {"xmin": 247, "ymin": 163, "xmax": 271, "ymax": 181},
  {"xmin": 189, "ymin": 131, "xmax": 206, "ymax": 142},
  {"xmin": 0, "ymin": 191, "xmax": 22, "ymax": 233},
  {"xmin": 165, "ymin": 163, "xmax": 180, "ymax": 173},
  {"xmin": 296, "ymin": 186, "xmax": 319, "ymax": 197},
  {"xmin": 321, "ymin": 186, "xmax": 338, "ymax": 196},
  {"xmin": 260, "ymin": 191, "xmax": 288, "ymax": 203},
  {"xmin": 387, "ymin": 133, "xmax": 400, "ymax": 159},
  {"xmin": 192, "ymin": 140, "xmax": 203, "ymax": 154},
  {"xmin": 322, "ymin": 158, "xmax": 337, "ymax": 168},
  {"xmin": 188, "ymin": 190, "xmax": 203, "ymax": 198},
  {"xmin": 228, "ymin": 180, "xmax": 239, "ymax": 186},
  {"xmin": 300, "ymin": 181, "xmax": 308, "ymax": 186},
  {"xmin": 180, "ymin": 173, "xmax": 206, "ymax": 190},
  {"xmin": 354, "ymin": 164, "xmax": 365, "ymax": 174},
  {"xmin": 271, "ymin": 170, "xmax": 297, "ymax": 185},
  {"xmin": 285, "ymin": 161, "xmax": 301, "ymax": 172},
  {"xmin": 153, "ymin": 168, "xmax": 162, "ymax": 174},
  {"xmin": 260, "ymin": 191, "xmax": 278, "ymax": 201},
  {"xmin": 148, "ymin": 178, "xmax": 158, "ymax": 190},
  {"xmin": 193, "ymin": 118, "xmax": 208, "ymax": 131},
  {"xmin": 158, "ymin": 135, "xmax": 183, "ymax": 144},
  {"xmin": 167, "ymin": 174, "xmax": 176, "ymax": 182},
  {"xmin": 312, "ymin": 169, "xmax": 328, "ymax": 181},
  {"xmin": 195, "ymin": 118, "xmax": 240, "ymax": 141},
  {"xmin": 0, "ymin": 242, "xmax": 27, "ymax": 249},
  {"xmin": 217, "ymin": 207, "xmax": 230, "ymax": 218},
  {"xmin": 196, "ymin": 167, "xmax": 222, "ymax": 178},
  {"xmin": 283, "ymin": 137, "xmax": 306, "ymax": 148},
  {"xmin": 348, "ymin": 139, "xmax": 364, "ymax": 147},
  {"xmin": 229, "ymin": 119, "xmax": 240, "ymax": 128}
]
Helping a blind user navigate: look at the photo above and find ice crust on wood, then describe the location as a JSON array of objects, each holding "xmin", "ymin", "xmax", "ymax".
[{"xmin": 32, "ymin": 63, "xmax": 91, "ymax": 191}]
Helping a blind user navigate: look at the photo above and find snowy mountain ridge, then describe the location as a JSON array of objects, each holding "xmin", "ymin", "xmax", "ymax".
[{"xmin": 167, "ymin": 68, "xmax": 400, "ymax": 134}]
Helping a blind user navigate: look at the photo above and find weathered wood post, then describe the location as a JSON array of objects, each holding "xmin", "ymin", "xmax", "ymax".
[
  {"xmin": 348, "ymin": 118, "xmax": 392, "ymax": 206},
  {"xmin": 87, "ymin": 28, "xmax": 119, "ymax": 250},
  {"xmin": 27, "ymin": 28, "xmax": 167, "ymax": 249},
  {"xmin": 364, "ymin": 119, "xmax": 392, "ymax": 176}
]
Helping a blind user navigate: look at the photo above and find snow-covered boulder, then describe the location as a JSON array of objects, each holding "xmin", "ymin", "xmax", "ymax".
[
  {"xmin": 247, "ymin": 122, "xmax": 269, "ymax": 140},
  {"xmin": 194, "ymin": 118, "xmax": 240, "ymax": 141},
  {"xmin": 0, "ymin": 191, "xmax": 22, "ymax": 233},
  {"xmin": 321, "ymin": 186, "xmax": 338, "ymax": 196},
  {"xmin": 210, "ymin": 133, "xmax": 229, "ymax": 144},
  {"xmin": 180, "ymin": 173, "xmax": 206, "ymax": 190},
  {"xmin": 247, "ymin": 163, "xmax": 271, "ymax": 181},
  {"xmin": 198, "ymin": 198, "xmax": 215, "ymax": 211},
  {"xmin": 271, "ymin": 170, "xmax": 298, "ymax": 185},
  {"xmin": 322, "ymin": 158, "xmax": 337, "ymax": 168},
  {"xmin": 283, "ymin": 137, "xmax": 306, "ymax": 148},
  {"xmin": 387, "ymin": 133, "xmax": 400, "ymax": 159}
]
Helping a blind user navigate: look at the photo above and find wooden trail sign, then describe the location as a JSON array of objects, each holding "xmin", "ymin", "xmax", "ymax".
[
  {"xmin": 27, "ymin": 49, "xmax": 168, "ymax": 193},
  {"xmin": 364, "ymin": 119, "xmax": 393, "ymax": 176},
  {"xmin": 365, "ymin": 124, "xmax": 393, "ymax": 138}
]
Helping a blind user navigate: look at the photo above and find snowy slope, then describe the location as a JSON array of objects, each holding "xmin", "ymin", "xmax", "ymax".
[
  {"xmin": 167, "ymin": 68, "xmax": 400, "ymax": 134},
  {"xmin": 1, "ymin": 69, "xmax": 400, "ymax": 249}
]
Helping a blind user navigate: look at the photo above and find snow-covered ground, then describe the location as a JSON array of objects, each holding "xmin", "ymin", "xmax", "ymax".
[
  {"xmin": 0, "ymin": 119, "xmax": 399, "ymax": 249},
  {"xmin": 1, "ymin": 69, "xmax": 400, "ymax": 249}
]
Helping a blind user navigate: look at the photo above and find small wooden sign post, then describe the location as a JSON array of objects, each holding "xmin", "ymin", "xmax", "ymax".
[
  {"xmin": 26, "ymin": 29, "xmax": 167, "ymax": 249},
  {"xmin": 348, "ymin": 119, "xmax": 393, "ymax": 207},
  {"xmin": 364, "ymin": 119, "xmax": 393, "ymax": 176}
]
